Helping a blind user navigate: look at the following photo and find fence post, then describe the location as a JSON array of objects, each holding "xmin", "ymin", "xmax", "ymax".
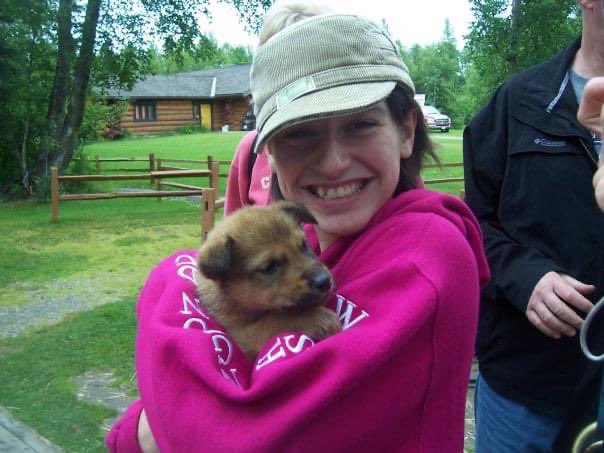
[
  {"xmin": 206, "ymin": 155, "xmax": 214, "ymax": 187},
  {"xmin": 210, "ymin": 161, "xmax": 220, "ymax": 192},
  {"xmin": 155, "ymin": 158, "xmax": 162, "ymax": 202},
  {"xmin": 201, "ymin": 188, "xmax": 216, "ymax": 241},
  {"xmin": 95, "ymin": 155, "xmax": 100, "ymax": 174},
  {"xmin": 149, "ymin": 153, "xmax": 155, "ymax": 185},
  {"xmin": 51, "ymin": 167, "xmax": 59, "ymax": 222}
]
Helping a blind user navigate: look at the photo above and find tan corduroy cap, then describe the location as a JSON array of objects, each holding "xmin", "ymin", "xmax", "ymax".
[{"xmin": 250, "ymin": 13, "xmax": 414, "ymax": 152}]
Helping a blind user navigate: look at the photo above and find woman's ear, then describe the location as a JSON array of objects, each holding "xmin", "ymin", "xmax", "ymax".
[
  {"xmin": 266, "ymin": 144, "xmax": 277, "ymax": 171},
  {"xmin": 400, "ymin": 109, "xmax": 417, "ymax": 160}
]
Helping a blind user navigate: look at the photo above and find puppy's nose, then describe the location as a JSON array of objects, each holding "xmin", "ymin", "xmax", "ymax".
[{"xmin": 309, "ymin": 271, "xmax": 332, "ymax": 292}]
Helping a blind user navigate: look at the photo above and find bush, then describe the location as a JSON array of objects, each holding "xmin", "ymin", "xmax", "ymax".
[
  {"xmin": 81, "ymin": 97, "xmax": 128, "ymax": 142},
  {"xmin": 33, "ymin": 175, "xmax": 52, "ymax": 202},
  {"xmin": 63, "ymin": 147, "xmax": 96, "ymax": 194},
  {"xmin": 178, "ymin": 125, "xmax": 208, "ymax": 135}
]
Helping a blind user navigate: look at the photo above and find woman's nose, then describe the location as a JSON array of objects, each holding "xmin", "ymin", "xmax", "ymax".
[{"xmin": 314, "ymin": 136, "xmax": 350, "ymax": 177}]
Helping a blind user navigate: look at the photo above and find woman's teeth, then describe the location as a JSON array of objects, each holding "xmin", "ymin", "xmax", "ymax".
[{"xmin": 312, "ymin": 182, "xmax": 363, "ymax": 200}]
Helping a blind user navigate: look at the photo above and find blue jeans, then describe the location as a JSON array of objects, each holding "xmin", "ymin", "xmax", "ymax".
[{"xmin": 474, "ymin": 374, "xmax": 563, "ymax": 453}]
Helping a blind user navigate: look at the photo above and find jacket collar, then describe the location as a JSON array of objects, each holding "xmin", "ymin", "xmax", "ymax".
[{"xmin": 511, "ymin": 37, "xmax": 592, "ymax": 141}]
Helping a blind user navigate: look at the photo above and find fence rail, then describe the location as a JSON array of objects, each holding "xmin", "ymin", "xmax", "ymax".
[
  {"xmin": 94, "ymin": 154, "xmax": 230, "ymax": 177},
  {"xmin": 50, "ymin": 165, "xmax": 221, "ymax": 240}
]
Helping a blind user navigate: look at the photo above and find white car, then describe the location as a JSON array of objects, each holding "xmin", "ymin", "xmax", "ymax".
[{"xmin": 422, "ymin": 106, "xmax": 451, "ymax": 133}]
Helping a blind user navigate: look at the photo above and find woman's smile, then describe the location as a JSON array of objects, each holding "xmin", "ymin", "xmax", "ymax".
[{"xmin": 305, "ymin": 179, "xmax": 368, "ymax": 201}]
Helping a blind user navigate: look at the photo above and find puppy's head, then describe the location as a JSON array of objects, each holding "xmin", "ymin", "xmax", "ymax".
[{"xmin": 197, "ymin": 202, "xmax": 333, "ymax": 314}]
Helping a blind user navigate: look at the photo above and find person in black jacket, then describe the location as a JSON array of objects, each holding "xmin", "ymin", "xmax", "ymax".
[{"xmin": 463, "ymin": 1, "xmax": 604, "ymax": 451}]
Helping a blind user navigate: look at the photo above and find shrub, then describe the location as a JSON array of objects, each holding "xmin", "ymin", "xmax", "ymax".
[
  {"xmin": 178, "ymin": 125, "xmax": 208, "ymax": 135},
  {"xmin": 63, "ymin": 147, "xmax": 95, "ymax": 194},
  {"xmin": 81, "ymin": 97, "xmax": 128, "ymax": 142}
]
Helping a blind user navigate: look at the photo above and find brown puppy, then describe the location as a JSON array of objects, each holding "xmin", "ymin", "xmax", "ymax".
[{"xmin": 196, "ymin": 202, "xmax": 342, "ymax": 361}]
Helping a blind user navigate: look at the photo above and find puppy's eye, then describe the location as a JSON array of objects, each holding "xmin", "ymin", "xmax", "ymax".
[
  {"xmin": 258, "ymin": 259, "xmax": 279, "ymax": 274},
  {"xmin": 300, "ymin": 241, "xmax": 309, "ymax": 253}
]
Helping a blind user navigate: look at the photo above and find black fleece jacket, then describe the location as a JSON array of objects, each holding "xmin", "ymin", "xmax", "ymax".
[{"xmin": 464, "ymin": 36, "xmax": 603, "ymax": 427}]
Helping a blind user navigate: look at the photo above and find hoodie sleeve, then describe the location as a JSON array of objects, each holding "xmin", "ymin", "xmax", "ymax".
[
  {"xmin": 105, "ymin": 400, "xmax": 144, "ymax": 453},
  {"xmin": 463, "ymin": 86, "xmax": 564, "ymax": 313}
]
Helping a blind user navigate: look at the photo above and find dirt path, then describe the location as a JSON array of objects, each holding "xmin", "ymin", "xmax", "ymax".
[{"xmin": 0, "ymin": 272, "xmax": 136, "ymax": 339}]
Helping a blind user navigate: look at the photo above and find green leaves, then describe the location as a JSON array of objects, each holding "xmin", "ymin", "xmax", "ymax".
[
  {"xmin": 0, "ymin": 0, "xmax": 273, "ymax": 197},
  {"xmin": 466, "ymin": 0, "xmax": 581, "ymax": 108}
]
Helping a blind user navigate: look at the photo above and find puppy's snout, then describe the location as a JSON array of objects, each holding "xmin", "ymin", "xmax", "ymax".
[{"xmin": 309, "ymin": 271, "xmax": 332, "ymax": 293}]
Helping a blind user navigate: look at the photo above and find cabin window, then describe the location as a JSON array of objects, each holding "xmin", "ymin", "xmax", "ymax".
[
  {"xmin": 134, "ymin": 102, "xmax": 156, "ymax": 121},
  {"xmin": 193, "ymin": 102, "xmax": 201, "ymax": 120}
]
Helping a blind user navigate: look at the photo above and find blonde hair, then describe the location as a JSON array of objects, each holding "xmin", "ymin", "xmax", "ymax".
[{"xmin": 258, "ymin": 0, "xmax": 334, "ymax": 45}]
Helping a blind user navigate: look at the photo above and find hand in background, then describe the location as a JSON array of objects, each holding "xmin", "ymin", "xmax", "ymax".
[
  {"xmin": 526, "ymin": 272, "xmax": 594, "ymax": 339},
  {"xmin": 577, "ymin": 76, "xmax": 604, "ymax": 211}
]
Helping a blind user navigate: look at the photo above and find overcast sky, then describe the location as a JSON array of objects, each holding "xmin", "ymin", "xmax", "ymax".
[{"xmin": 198, "ymin": 0, "xmax": 475, "ymax": 50}]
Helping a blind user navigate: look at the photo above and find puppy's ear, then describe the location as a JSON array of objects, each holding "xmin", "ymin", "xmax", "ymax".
[
  {"xmin": 279, "ymin": 202, "xmax": 317, "ymax": 225},
  {"xmin": 197, "ymin": 235, "xmax": 234, "ymax": 281}
]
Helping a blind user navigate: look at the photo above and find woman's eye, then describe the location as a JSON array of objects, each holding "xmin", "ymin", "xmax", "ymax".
[
  {"xmin": 282, "ymin": 129, "xmax": 317, "ymax": 141},
  {"xmin": 348, "ymin": 120, "xmax": 377, "ymax": 133}
]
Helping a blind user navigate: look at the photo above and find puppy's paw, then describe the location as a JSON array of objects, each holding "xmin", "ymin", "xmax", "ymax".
[{"xmin": 304, "ymin": 306, "xmax": 342, "ymax": 341}]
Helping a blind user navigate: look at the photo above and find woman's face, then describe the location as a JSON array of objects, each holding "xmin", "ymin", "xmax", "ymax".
[{"xmin": 268, "ymin": 101, "xmax": 416, "ymax": 249}]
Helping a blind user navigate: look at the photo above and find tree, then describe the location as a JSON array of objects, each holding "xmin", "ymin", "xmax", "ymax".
[
  {"xmin": 149, "ymin": 36, "xmax": 253, "ymax": 74},
  {"xmin": 401, "ymin": 19, "xmax": 463, "ymax": 121},
  {"xmin": 0, "ymin": 0, "xmax": 55, "ymax": 195},
  {"xmin": 1, "ymin": 0, "xmax": 272, "ymax": 196},
  {"xmin": 465, "ymin": 0, "xmax": 581, "ymax": 109}
]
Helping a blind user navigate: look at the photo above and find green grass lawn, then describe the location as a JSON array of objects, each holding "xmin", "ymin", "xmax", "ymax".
[
  {"xmin": 84, "ymin": 131, "xmax": 246, "ymax": 160},
  {"xmin": 0, "ymin": 129, "xmax": 464, "ymax": 451}
]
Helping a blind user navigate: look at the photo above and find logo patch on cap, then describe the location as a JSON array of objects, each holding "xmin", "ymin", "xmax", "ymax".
[{"xmin": 275, "ymin": 76, "xmax": 317, "ymax": 110}]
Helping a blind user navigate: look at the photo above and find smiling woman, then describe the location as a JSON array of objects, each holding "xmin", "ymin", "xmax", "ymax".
[
  {"xmin": 107, "ymin": 4, "xmax": 489, "ymax": 452},
  {"xmin": 268, "ymin": 100, "xmax": 415, "ymax": 248}
]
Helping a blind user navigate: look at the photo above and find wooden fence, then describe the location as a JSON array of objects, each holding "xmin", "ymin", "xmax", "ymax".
[
  {"xmin": 423, "ymin": 162, "xmax": 464, "ymax": 198},
  {"xmin": 94, "ymin": 154, "xmax": 231, "ymax": 178},
  {"xmin": 94, "ymin": 154, "xmax": 156, "ymax": 175},
  {"xmin": 94, "ymin": 154, "xmax": 463, "ymax": 188},
  {"xmin": 50, "ymin": 166, "xmax": 221, "ymax": 240},
  {"xmin": 62, "ymin": 154, "xmax": 464, "ymax": 239}
]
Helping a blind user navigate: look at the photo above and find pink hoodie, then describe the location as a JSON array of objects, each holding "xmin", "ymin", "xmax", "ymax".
[
  {"xmin": 224, "ymin": 131, "xmax": 271, "ymax": 214},
  {"xmin": 107, "ymin": 189, "xmax": 489, "ymax": 452}
]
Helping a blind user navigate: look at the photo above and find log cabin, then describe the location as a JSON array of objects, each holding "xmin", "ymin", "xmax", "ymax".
[{"xmin": 105, "ymin": 64, "xmax": 255, "ymax": 135}]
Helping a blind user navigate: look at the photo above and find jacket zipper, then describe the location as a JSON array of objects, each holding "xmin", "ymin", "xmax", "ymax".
[{"xmin": 580, "ymin": 138, "xmax": 598, "ymax": 167}]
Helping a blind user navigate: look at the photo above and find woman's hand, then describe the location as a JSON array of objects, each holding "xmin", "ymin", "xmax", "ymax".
[
  {"xmin": 138, "ymin": 409, "xmax": 159, "ymax": 453},
  {"xmin": 577, "ymin": 77, "xmax": 604, "ymax": 211}
]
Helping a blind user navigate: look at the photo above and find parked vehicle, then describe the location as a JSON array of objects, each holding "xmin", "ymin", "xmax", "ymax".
[{"xmin": 422, "ymin": 105, "xmax": 451, "ymax": 133}]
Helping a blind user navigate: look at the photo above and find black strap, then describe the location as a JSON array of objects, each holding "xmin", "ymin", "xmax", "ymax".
[{"xmin": 246, "ymin": 133, "xmax": 259, "ymax": 183}]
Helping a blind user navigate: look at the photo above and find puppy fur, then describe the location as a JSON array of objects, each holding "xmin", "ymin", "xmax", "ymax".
[{"xmin": 196, "ymin": 201, "xmax": 342, "ymax": 360}]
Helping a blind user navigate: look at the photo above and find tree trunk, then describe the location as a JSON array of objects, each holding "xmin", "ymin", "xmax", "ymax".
[
  {"xmin": 55, "ymin": 0, "xmax": 102, "ymax": 171},
  {"xmin": 37, "ymin": 0, "xmax": 74, "ymax": 177},
  {"xmin": 15, "ymin": 14, "xmax": 42, "ymax": 193},
  {"xmin": 507, "ymin": 0, "xmax": 522, "ymax": 66}
]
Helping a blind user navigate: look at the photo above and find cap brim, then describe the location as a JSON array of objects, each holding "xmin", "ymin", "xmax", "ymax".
[{"xmin": 254, "ymin": 81, "xmax": 396, "ymax": 153}]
